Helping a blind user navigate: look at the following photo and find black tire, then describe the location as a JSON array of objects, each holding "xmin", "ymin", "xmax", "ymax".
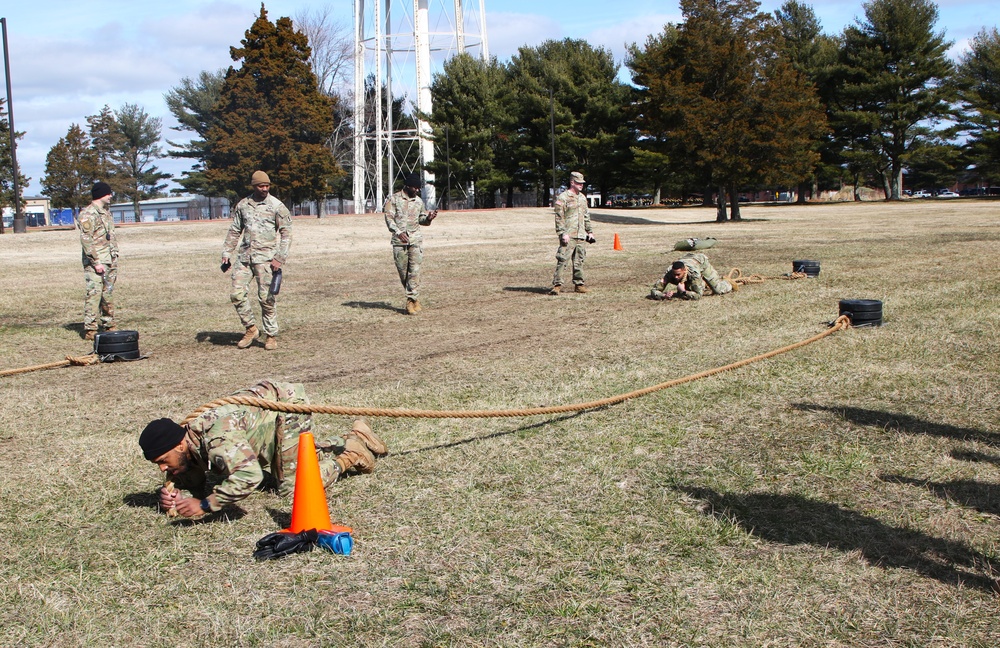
[
  {"xmin": 95, "ymin": 341, "xmax": 140, "ymax": 353},
  {"xmin": 95, "ymin": 330, "xmax": 140, "ymax": 355},
  {"xmin": 850, "ymin": 318, "xmax": 883, "ymax": 328},
  {"xmin": 839, "ymin": 299, "xmax": 882, "ymax": 313},
  {"xmin": 100, "ymin": 350, "xmax": 142, "ymax": 361},
  {"xmin": 792, "ymin": 260, "xmax": 820, "ymax": 277},
  {"xmin": 95, "ymin": 330, "xmax": 139, "ymax": 344}
]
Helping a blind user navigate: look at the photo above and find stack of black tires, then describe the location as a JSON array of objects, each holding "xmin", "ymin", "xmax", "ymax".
[{"xmin": 838, "ymin": 300, "xmax": 883, "ymax": 327}]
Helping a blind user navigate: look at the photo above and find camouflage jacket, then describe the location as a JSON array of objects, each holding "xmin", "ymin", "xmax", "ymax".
[
  {"xmin": 170, "ymin": 380, "xmax": 307, "ymax": 507},
  {"xmin": 553, "ymin": 189, "xmax": 591, "ymax": 240},
  {"xmin": 78, "ymin": 202, "xmax": 118, "ymax": 267},
  {"xmin": 653, "ymin": 254, "xmax": 709, "ymax": 300},
  {"xmin": 223, "ymin": 194, "xmax": 292, "ymax": 265},
  {"xmin": 384, "ymin": 190, "xmax": 432, "ymax": 246}
]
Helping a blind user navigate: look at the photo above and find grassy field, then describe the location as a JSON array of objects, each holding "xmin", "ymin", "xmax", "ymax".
[{"xmin": 1, "ymin": 199, "xmax": 998, "ymax": 647}]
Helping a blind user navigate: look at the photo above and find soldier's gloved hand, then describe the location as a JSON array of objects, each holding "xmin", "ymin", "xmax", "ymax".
[
  {"xmin": 253, "ymin": 529, "xmax": 319, "ymax": 561},
  {"xmin": 560, "ymin": 234, "xmax": 569, "ymax": 246},
  {"xmin": 220, "ymin": 260, "xmax": 231, "ymax": 273},
  {"xmin": 586, "ymin": 233, "xmax": 596, "ymax": 244}
]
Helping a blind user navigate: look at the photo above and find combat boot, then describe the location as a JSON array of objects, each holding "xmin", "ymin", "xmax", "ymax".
[
  {"xmin": 335, "ymin": 435, "xmax": 376, "ymax": 475},
  {"xmin": 351, "ymin": 418, "xmax": 388, "ymax": 456},
  {"xmin": 84, "ymin": 330, "xmax": 97, "ymax": 341},
  {"xmin": 104, "ymin": 325, "xmax": 117, "ymax": 332},
  {"xmin": 264, "ymin": 336, "xmax": 278, "ymax": 351},
  {"xmin": 548, "ymin": 285, "xmax": 561, "ymax": 295},
  {"xmin": 575, "ymin": 285, "xmax": 589, "ymax": 293},
  {"xmin": 406, "ymin": 299, "xmax": 418, "ymax": 315},
  {"xmin": 237, "ymin": 325, "xmax": 259, "ymax": 349},
  {"xmin": 412, "ymin": 299, "xmax": 422, "ymax": 313}
]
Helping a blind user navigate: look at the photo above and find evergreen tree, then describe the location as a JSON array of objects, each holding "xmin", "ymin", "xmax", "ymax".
[
  {"xmin": 164, "ymin": 69, "xmax": 225, "ymax": 196},
  {"xmin": 508, "ymin": 39, "xmax": 633, "ymax": 206},
  {"xmin": 86, "ymin": 105, "xmax": 126, "ymax": 194},
  {"xmin": 41, "ymin": 124, "xmax": 97, "ymax": 214},
  {"xmin": 836, "ymin": 0, "xmax": 953, "ymax": 200},
  {"xmin": 204, "ymin": 5, "xmax": 340, "ymax": 205},
  {"xmin": 0, "ymin": 97, "xmax": 30, "ymax": 217},
  {"xmin": 628, "ymin": 0, "xmax": 825, "ymax": 221},
  {"xmin": 114, "ymin": 103, "xmax": 170, "ymax": 220},
  {"xmin": 954, "ymin": 27, "xmax": 1000, "ymax": 185},
  {"xmin": 428, "ymin": 53, "xmax": 512, "ymax": 208}
]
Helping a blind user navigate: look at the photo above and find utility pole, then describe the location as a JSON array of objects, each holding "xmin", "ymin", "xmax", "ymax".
[{"xmin": 1, "ymin": 17, "xmax": 24, "ymax": 234}]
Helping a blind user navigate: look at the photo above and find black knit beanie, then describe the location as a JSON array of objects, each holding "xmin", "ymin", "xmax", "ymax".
[
  {"xmin": 91, "ymin": 181, "xmax": 113, "ymax": 200},
  {"xmin": 139, "ymin": 418, "xmax": 186, "ymax": 460}
]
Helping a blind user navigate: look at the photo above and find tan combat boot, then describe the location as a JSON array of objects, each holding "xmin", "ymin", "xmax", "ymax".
[
  {"xmin": 335, "ymin": 435, "xmax": 376, "ymax": 475},
  {"xmin": 406, "ymin": 299, "xmax": 418, "ymax": 315},
  {"xmin": 264, "ymin": 336, "xmax": 278, "ymax": 351},
  {"xmin": 84, "ymin": 330, "xmax": 97, "ymax": 341},
  {"xmin": 351, "ymin": 418, "xmax": 388, "ymax": 456},
  {"xmin": 412, "ymin": 299, "xmax": 422, "ymax": 313},
  {"xmin": 574, "ymin": 285, "xmax": 589, "ymax": 293},
  {"xmin": 237, "ymin": 325, "xmax": 259, "ymax": 349},
  {"xmin": 548, "ymin": 285, "xmax": 561, "ymax": 295}
]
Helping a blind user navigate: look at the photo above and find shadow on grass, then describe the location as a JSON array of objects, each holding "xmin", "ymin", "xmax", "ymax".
[
  {"xmin": 678, "ymin": 485, "xmax": 999, "ymax": 593},
  {"xmin": 342, "ymin": 300, "xmax": 404, "ymax": 314},
  {"xmin": 880, "ymin": 474, "xmax": 1000, "ymax": 516},
  {"xmin": 265, "ymin": 507, "xmax": 292, "ymax": 530},
  {"xmin": 589, "ymin": 213, "xmax": 674, "ymax": 226},
  {"xmin": 503, "ymin": 286, "xmax": 552, "ymax": 295},
  {"xmin": 62, "ymin": 322, "xmax": 89, "ymax": 339},
  {"xmin": 122, "ymin": 490, "xmax": 248, "ymax": 524},
  {"xmin": 195, "ymin": 331, "xmax": 244, "ymax": 346},
  {"xmin": 393, "ymin": 412, "xmax": 585, "ymax": 456},
  {"xmin": 792, "ymin": 403, "xmax": 1000, "ymax": 447},
  {"xmin": 950, "ymin": 449, "xmax": 1000, "ymax": 466}
]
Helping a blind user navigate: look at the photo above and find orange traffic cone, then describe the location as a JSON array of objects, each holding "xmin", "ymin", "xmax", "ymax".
[
  {"xmin": 613, "ymin": 233, "xmax": 623, "ymax": 251},
  {"xmin": 282, "ymin": 432, "xmax": 351, "ymax": 534}
]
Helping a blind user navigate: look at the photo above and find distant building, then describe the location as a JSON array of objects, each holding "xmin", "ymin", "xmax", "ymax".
[{"xmin": 110, "ymin": 196, "xmax": 230, "ymax": 224}]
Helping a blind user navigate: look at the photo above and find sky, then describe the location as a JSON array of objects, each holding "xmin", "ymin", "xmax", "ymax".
[{"xmin": 1, "ymin": 0, "xmax": 995, "ymax": 196}]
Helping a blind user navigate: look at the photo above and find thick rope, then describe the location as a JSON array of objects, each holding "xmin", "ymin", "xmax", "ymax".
[
  {"xmin": 0, "ymin": 354, "xmax": 100, "ymax": 377},
  {"xmin": 181, "ymin": 316, "xmax": 852, "ymax": 424},
  {"xmin": 727, "ymin": 268, "xmax": 807, "ymax": 286}
]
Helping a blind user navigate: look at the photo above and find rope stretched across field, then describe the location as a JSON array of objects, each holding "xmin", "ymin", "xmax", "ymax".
[
  {"xmin": 726, "ymin": 268, "xmax": 807, "ymax": 287},
  {"xmin": 181, "ymin": 316, "xmax": 852, "ymax": 424},
  {"xmin": 0, "ymin": 354, "xmax": 100, "ymax": 377}
]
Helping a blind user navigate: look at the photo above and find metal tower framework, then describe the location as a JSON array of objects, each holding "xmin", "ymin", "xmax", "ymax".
[{"xmin": 353, "ymin": 0, "xmax": 488, "ymax": 213}]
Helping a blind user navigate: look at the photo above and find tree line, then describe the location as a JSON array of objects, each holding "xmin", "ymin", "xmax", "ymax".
[{"xmin": 5, "ymin": 0, "xmax": 999, "ymax": 223}]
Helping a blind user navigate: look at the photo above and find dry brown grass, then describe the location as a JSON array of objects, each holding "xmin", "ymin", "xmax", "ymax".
[{"xmin": 1, "ymin": 199, "xmax": 999, "ymax": 646}]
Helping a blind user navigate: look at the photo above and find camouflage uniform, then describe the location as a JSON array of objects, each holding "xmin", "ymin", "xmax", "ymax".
[
  {"xmin": 650, "ymin": 252, "xmax": 732, "ymax": 301},
  {"xmin": 169, "ymin": 380, "xmax": 347, "ymax": 511},
  {"xmin": 384, "ymin": 189, "xmax": 434, "ymax": 300},
  {"xmin": 78, "ymin": 202, "xmax": 119, "ymax": 332},
  {"xmin": 552, "ymin": 188, "xmax": 592, "ymax": 288},
  {"xmin": 223, "ymin": 193, "xmax": 292, "ymax": 336}
]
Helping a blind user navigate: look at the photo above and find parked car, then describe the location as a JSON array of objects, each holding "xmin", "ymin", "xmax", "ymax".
[
  {"xmin": 912, "ymin": 190, "xmax": 933, "ymax": 198},
  {"xmin": 937, "ymin": 190, "xmax": 959, "ymax": 198}
]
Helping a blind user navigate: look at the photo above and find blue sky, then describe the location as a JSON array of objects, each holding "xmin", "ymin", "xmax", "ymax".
[{"xmin": 1, "ymin": 0, "xmax": 994, "ymax": 194}]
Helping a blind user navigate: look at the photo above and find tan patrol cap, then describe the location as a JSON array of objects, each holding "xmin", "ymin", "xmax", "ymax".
[
  {"xmin": 251, "ymin": 170, "xmax": 271, "ymax": 186},
  {"xmin": 570, "ymin": 171, "xmax": 585, "ymax": 184}
]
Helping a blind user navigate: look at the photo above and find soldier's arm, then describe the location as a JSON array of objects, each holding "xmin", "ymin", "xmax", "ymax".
[
  {"xmin": 553, "ymin": 199, "xmax": 567, "ymax": 235},
  {"xmin": 78, "ymin": 214, "xmax": 99, "ymax": 265},
  {"xmin": 221, "ymin": 206, "xmax": 245, "ymax": 260},
  {"xmin": 274, "ymin": 203, "xmax": 293, "ymax": 264}
]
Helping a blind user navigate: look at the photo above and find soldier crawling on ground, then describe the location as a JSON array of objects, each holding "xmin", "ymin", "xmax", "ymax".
[
  {"xmin": 649, "ymin": 252, "xmax": 734, "ymax": 301},
  {"xmin": 139, "ymin": 379, "xmax": 387, "ymax": 519}
]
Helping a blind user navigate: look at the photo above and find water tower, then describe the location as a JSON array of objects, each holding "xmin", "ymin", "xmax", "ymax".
[{"xmin": 353, "ymin": 0, "xmax": 489, "ymax": 213}]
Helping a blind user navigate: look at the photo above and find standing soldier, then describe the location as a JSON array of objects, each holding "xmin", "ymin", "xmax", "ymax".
[
  {"xmin": 549, "ymin": 171, "xmax": 595, "ymax": 295},
  {"xmin": 649, "ymin": 252, "xmax": 734, "ymax": 300},
  {"xmin": 384, "ymin": 172, "xmax": 437, "ymax": 314},
  {"xmin": 221, "ymin": 171, "xmax": 292, "ymax": 351},
  {"xmin": 78, "ymin": 181, "xmax": 119, "ymax": 340}
]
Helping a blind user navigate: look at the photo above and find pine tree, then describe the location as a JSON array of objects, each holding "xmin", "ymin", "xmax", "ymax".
[
  {"xmin": 164, "ymin": 69, "xmax": 226, "ymax": 196},
  {"xmin": 0, "ymin": 97, "xmax": 30, "ymax": 217},
  {"xmin": 114, "ymin": 103, "xmax": 170, "ymax": 220},
  {"xmin": 203, "ymin": 5, "xmax": 340, "ymax": 205},
  {"xmin": 41, "ymin": 124, "xmax": 97, "ymax": 214},
  {"xmin": 836, "ymin": 0, "xmax": 953, "ymax": 200},
  {"xmin": 954, "ymin": 27, "xmax": 1000, "ymax": 185}
]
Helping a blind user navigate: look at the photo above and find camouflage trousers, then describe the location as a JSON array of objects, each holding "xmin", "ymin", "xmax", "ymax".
[
  {"xmin": 681, "ymin": 252, "xmax": 732, "ymax": 294},
  {"xmin": 393, "ymin": 243, "xmax": 423, "ymax": 299},
  {"xmin": 553, "ymin": 240, "xmax": 587, "ymax": 287},
  {"xmin": 231, "ymin": 260, "xmax": 278, "ymax": 336},
  {"xmin": 83, "ymin": 264, "xmax": 117, "ymax": 331},
  {"xmin": 247, "ymin": 381, "xmax": 347, "ymax": 497}
]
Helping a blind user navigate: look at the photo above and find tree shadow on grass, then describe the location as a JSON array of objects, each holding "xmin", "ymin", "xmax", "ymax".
[
  {"xmin": 677, "ymin": 485, "xmax": 999, "ymax": 593},
  {"xmin": 880, "ymin": 474, "xmax": 1000, "ymax": 517},
  {"xmin": 589, "ymin": 213, "xmax": 675, "ymax": 226},
  {"xmin": 195, "ymin": 331, "xmax": 244, "ymax": 346},
  {"xmin": 342, "ymin": 300, "xmax": 404, "ymax": 314},
  {"xmin": 950, "ymin": 449, "xmax": 1000, "ymax": 466},
  {"xmin": 792, "ymin": 403, "xmax": 1000, "ymax": 447},
  {"xmin": 122, "ymin": 490, "xmax": 247, "ymax": 524},
  {"xmin": 393, "ymin": 412, "xmax": 586, "ymax": 456},
  {"xmin": 503, "ymin": 286, "xmax": 552, "ymax": 295}
]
